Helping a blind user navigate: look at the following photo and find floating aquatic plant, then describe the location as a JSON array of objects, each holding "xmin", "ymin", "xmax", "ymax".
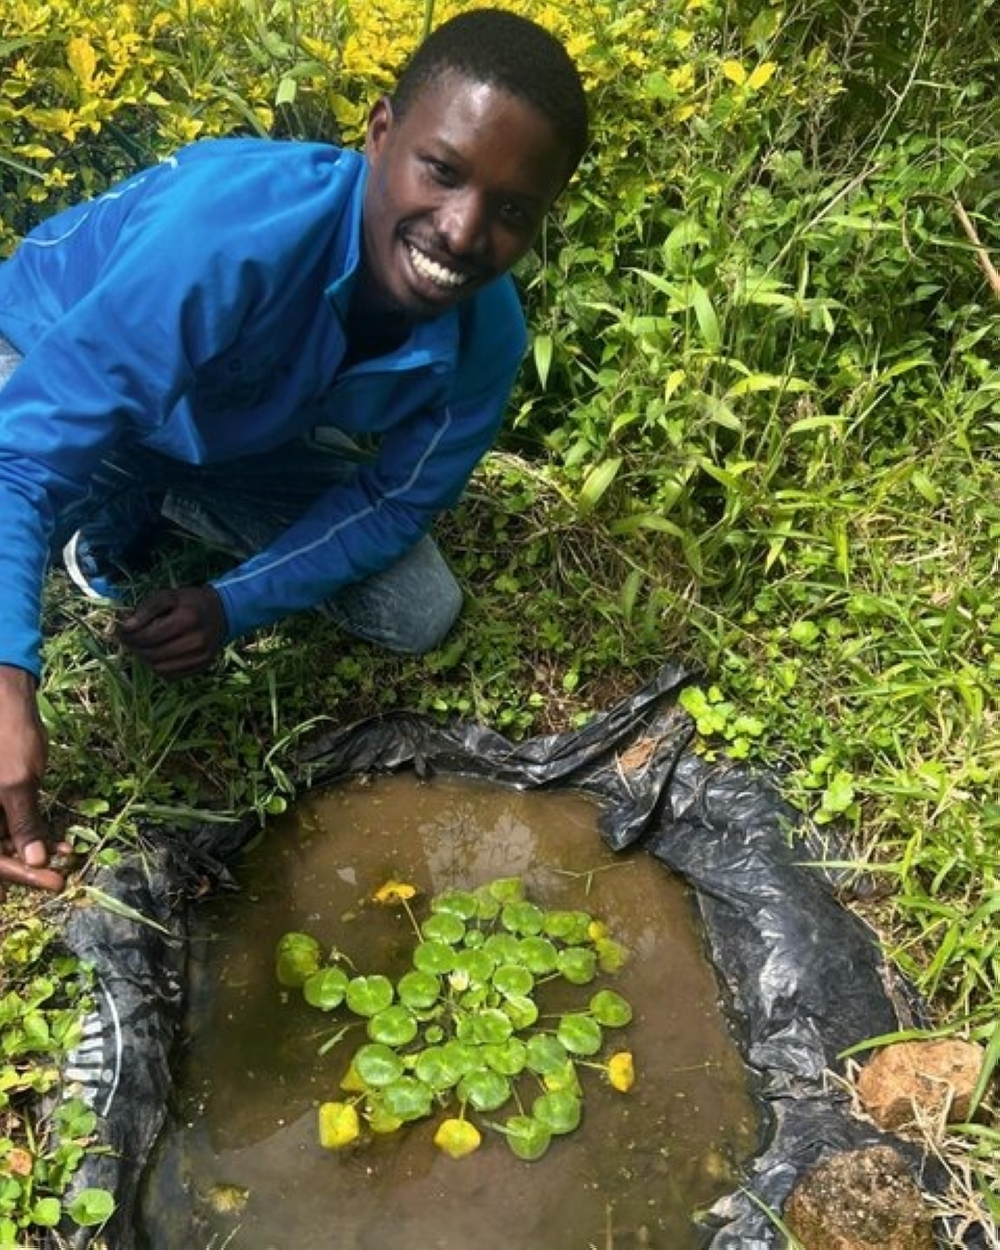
[{"xmin": 276, "ymin": 876, "xmax": 635, "ymax": 1161}]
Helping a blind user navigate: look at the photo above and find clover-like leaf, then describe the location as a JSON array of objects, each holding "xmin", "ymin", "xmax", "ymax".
[
  {"xmin": 367, "ymin": 1005, "xmax": 419, "ymax": 1046},
  {"xmin": 365, "ymin": 1097, "xmax": 404, "ymax": 1134},
  {"xmin": 434, "ymin": 1117, "xmax": 482, "ymax": 1159},
  {"xmin": 303, "ymin": 966, "xmax": 349, "ymax": 1011},
  {"xmin": 556, "ymin": 1013, "xmax": 603, "ymax": 1056},
  {"xmin": 458, "ymin": 1067, "xmax": 510, "ymax": 1112},
  {"xmin": 275, "ymin": 932, "xmax": 321, "ymax": 988},
  {"xmin": 440, "ymin": 1040, "xmax": 481, "ymax": 1077},
  {"xmin": 345, "ymin": 974, "xmax": 394, "ymax": 1017},
  {"xmin": 589, "ymin": 989, "xmax": 633, "ymax": 1027},
  {"xmin": 533, "ymin": 1090, "xmax": 582, "ymax": 1135},
  {"xmin": 353, "ymin": 1043, "xmax": 405, "ymax": 1087},
  {"xmin": 542, "ymin": 1059, "xmax": 582, "ymax": 1096},
  {"xmin": 318, "ymin": 1100, "xmax": 360, "ymax": 1149},
  {"xmin": 503, "ymin": 1115, "xmax": 551, "ymax": 1161},
  {"xmin": 556, "ymin": 946, "xmax": 597, "ymax": 985}
]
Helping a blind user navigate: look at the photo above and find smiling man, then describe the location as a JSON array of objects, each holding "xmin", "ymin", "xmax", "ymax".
[{"xmin": 0, "ymin": 9, "xmax": 588, "ymax": 896}]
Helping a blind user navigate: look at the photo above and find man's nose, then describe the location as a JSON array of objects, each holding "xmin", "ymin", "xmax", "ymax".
[{"xmin": 439, "ymin": 192, "xmax": 489, "ymax": 258}]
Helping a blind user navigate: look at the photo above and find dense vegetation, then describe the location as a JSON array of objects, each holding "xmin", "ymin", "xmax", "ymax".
[{"xmin": 1, "ymin": 0, "xmax": 997, "ymax": 1242}]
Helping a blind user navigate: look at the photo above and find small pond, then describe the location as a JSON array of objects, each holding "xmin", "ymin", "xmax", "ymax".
[{"xmin": 140, "ymin": 772, "xmax": 759, "ymax": 1248}]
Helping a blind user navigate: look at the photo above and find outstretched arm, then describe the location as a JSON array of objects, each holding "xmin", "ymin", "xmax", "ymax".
[{"xmin": 0, "ymin": 664, "xmax": 67, "ymax": 897}]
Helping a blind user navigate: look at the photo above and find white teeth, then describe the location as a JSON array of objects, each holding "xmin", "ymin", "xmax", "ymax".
[{"xmin": 408, "ymin": 244, "xmax": 468, "ymax": 289}]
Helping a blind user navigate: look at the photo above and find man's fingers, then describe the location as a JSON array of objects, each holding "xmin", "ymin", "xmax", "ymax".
[{"xmin": 0, "ymin": 852, "xmax": 65, "ymax": 892}]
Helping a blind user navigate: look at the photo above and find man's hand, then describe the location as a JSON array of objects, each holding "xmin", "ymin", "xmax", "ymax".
[
  {"xmin": 0, "ymin": 664, "xmax": 67, "ymax": 897},
  {"xmin": 116, "ymin": 585, "xmax": 227, "ymax": 677}
]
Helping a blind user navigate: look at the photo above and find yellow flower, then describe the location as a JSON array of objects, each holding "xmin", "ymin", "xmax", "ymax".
[
  {"xmin": 607, "ymin": 1052, "xmax": 635, "ymax": 1093},
  {"xmin": 372, "ymin": 879, "xmax": 417, "ymax": 904}
]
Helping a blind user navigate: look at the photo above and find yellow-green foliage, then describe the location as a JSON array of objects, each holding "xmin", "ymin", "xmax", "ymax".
[{"xmin": 0, "ymin": 0, "xmax": 841, "ymax": 256}]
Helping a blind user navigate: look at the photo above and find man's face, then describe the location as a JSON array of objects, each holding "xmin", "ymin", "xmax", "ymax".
[{"xmin": 360, "ymin": 72, "xmax": 573, "ymax": 322}]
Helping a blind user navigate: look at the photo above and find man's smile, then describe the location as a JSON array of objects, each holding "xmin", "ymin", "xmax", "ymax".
[{"xmin": 406, "ymin": 241, "xmax": 474, "ymax": 291}]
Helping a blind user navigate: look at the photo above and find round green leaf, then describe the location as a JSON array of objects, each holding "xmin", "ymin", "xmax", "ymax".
[
  {"xmin": 589, "ymin": 989, "xmax": 633, "ymax": 1027},
  {"xmin": 595, "ymin": 936, "xmax": 628, "ymax": 973},
  {"xmin": 557, "ymin": 1013, "xmax": 603, "ymax": 1056},
  {"xmin": 67, "ymin": 1187, "xmax": 116, "ymax": 1228},
  {"xmin": 517, "ymin": 936, "xmax": 559, "ymax": 974},
  {"xmin": 353, "ymin": 1042, "xmax": 405, "ymax": 1087},
  {"xmin": 557, "ymin": 946, "xmax": 597, "ymax": 985},
  {"xmin": 414, "ymin": 1046, "xmax": 461, "ymax": 1090},
  {"xmin": 381, "ymin": 1076, "xmax": 434, "ymax": 1121},
  {"xmin": 504, "ymin": 1115, "xmax": 551, "ymax": 1161},
  {"xmin": 413, "ymin": 940, "xmax": 456, "ymax": 974},
  {"xmin": 470, "ymin": 1008, "xmax": 513, "ymax": 1045},
  {"xmin": 345, "ymin": 974, "xmax": 394, "ymax": 1017},
  {"xmin": 464, "ymin": 928, "xmax": 485, "ymax": 949},
  {"xmin": 421, "ymin": 912, "xmax": 466, "ymax": 945},
  {"xmin": 453, "ymin": 948, "xmax": 495, "ymax": 985},
  {"xmin": 303, "ymin": 966, "xmax": 349, "ymax": 1011},
  {"xmin": 458, "ymin": 1067, "xmax": 511, "ymax": 1112},
  {"xmin": 501, "ymin": 900, "xmax": 544, "ymax": 935},
  {"xmin": 275, "ymin": 932, "xmax": 321, "ymax": 988},
  {"xmin": 483, "ymin": 933, "xmax": 521, "ymax": 964},
  {"xmin": 367, "ymin": 1005, "xmax": 419, "ymax": 1046},
  {"xmin": 472, "ymin": 888, "xmax": 501, "ymax": 921},
  {"xmin": 525, "ymin": 1033, "xmax": 569, "ymax": 1075},
  {"xmin": 397, "ymin": 969, "xmax": 441, "ymax": 1010},
  {"xmin": 492, "ymin": 963, "xmax": 534, "ymax": 998},
  {"xmin": 481, "ymin": 1038, "xmax": 527, "ymax": 1077},
  {"xmin": 502, "ymin": 994, "xmax": 539, "ymax": 1030},
  {"xmin": 431, "ymin": 890, "xmax": 480, "ymax": 919},
  {"xmin": 542, "ymin": 910, "xmax": 592, "ymax": 944},
  {"xmin": 440, "ymin": 1040, "xmax": 481, "ymax": 1077},
  {"xmin": 533, "ymin": 1089, "xmax": 582, "ymax": 1134},
  {"xmin": 488, "ymin": 877, "xmax": 525, "ymax": 903}
]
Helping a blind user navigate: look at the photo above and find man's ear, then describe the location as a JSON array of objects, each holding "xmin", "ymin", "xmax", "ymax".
[{"xmin": 365, "ymin": 96, "xmax": 394, "ymax": 159}]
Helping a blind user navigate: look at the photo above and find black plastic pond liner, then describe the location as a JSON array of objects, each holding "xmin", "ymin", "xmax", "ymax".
[{"xmin": 56, "ymin": 663, "xmax": 971, "ymax": 1248}]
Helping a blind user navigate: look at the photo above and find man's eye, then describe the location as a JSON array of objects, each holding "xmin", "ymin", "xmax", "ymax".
[
  {"xmin": 425, "ymin": 159, "xmax": 457, "ymax": 185},
  {"xmin": 500, "ymin": 202, "xmax": 532, "ymax": 229}
]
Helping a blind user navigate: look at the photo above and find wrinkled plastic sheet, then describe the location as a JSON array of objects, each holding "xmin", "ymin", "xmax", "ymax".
[{"xmin": 57, "ymin": 664, "xmax": 959, "ymax": 1247}]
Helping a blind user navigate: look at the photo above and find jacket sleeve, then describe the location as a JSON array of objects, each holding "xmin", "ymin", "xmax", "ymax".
[{"xmin": 211, "ymin": 313, "xmax": 526, "ymax": 640}]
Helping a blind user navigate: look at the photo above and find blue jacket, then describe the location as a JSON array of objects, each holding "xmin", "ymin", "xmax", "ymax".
[{"xmin": 0, "ymin": 138, "xmax": 527, "ymax": 675}]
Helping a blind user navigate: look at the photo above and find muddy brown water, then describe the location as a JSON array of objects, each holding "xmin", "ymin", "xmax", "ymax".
[{"xmin": 140, "ymin": 772, "xmax": 759, "ymax": 1248}]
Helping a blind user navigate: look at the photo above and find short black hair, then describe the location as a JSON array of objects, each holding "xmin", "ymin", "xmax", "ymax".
[{"xmin": 392, "ymin": 8, "xmax": 589, "ymax": 176}]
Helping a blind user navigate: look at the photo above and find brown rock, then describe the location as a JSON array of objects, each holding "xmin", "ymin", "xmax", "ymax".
[
  {"xmin": 856, "ymin": 1039, "xmax": 985, "ymax": 1130},
  {"xmin": 784, "ymin": 1145, "xmax": 935, "ymax": 1250}
]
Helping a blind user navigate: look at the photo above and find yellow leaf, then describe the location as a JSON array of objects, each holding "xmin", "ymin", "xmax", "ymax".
[
  {"xmin": 721, "ymin": 59, "xmax": 747, "ymax": 85},
  {"xmin": 748, "ymin": 61, "xmax": 778, "ymax": 90},
  {"xmin": 372, "ymin": 879, "xmax": 417, "ymax": 904},
  {"xmin": 318, "ymin": 1101, "xmax": 360, "ymax": 1149},
  {"xmin": 67, "ymin": 37, "xmax": 97, "ymax": 89},
  {"xmin": 434, "ymin": 1118, "xmax": 482, "ymax": 1159},
  {"xmin": 608, "ymin": 1052, "xmax": 635, "ymax": 1093}
]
